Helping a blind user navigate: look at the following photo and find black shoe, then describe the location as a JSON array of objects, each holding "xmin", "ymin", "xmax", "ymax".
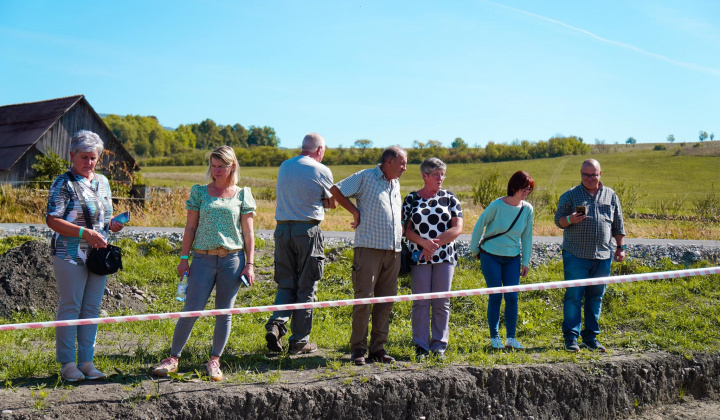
[
  {"xmin": 580, "ymin": 339, "xmax": 606, "ymax": 353},
  {"xmin": 430, "ymin": 350, "xmax": 446, "ymax": 360},
  {"xmin": 351, "ymin": 348, "xmax": 366, "ymax": 366},
  {"xmin": 564, "ymin": 338, "xmax": 580, "ymax": 353},
  {"xmin": 368, "ymin": 349, "xmax": 395, "ymax": 364},
  {"xmin": 265, "ymin": 325, "xmax": 283, "ymax": 352},
  {"xmin": 415, "ymin": 345, "xmax": 429, "ymax": 361}
]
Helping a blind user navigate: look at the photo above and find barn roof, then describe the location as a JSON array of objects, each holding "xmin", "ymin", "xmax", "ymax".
[{"xmin": 0, "ymin": 95, "xmax": 136, "ymax": 171}]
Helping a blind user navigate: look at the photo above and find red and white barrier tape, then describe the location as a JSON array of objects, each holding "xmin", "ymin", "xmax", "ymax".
[{"xmin": 1, "ymin": 266, "xmax": 718, "ymax": 331}]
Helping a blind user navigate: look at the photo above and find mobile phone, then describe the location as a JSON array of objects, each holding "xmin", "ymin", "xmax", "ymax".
[
  {"xmin": 576, "ymin": 206, "xmax": 587, "ymax": 216},
  {"xmin": 240, "ymin": 274, "xmax": 250, "ymax": 287}
]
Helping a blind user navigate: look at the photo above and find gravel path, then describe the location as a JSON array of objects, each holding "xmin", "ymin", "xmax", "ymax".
[{"xmin": 2, "ymin": 224, "xmax": 719, "ymax": 268}]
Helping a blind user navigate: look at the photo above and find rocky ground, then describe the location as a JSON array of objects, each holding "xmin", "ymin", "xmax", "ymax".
[{"xmin": 1, "ymin": 228, "xmax": 719, "ymax": 419}]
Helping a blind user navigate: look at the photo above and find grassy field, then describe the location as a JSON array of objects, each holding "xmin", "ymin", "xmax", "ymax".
[
  {"xmin": 135, "ymin": 148, "xmax": 720, "ymax": 239},
  {"xmin": 1, "ymin": 236, "xmax": 719, "ymax": 386},
  {"xmin": 2, "ymin": 146, "xmax": 719, "ymax": 239}
]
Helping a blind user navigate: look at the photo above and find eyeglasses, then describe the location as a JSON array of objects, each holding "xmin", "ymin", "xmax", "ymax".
[
  {"xmin": 581, "ymin": 172, "xmax": 600, "ymax": 179},
  {"xmin": 520, "ymin": 187, "xmax": 533, "ymax": 193},
  {"xmin": 425, "ymin": 172, "xmax": 446, "ymax": 180}
]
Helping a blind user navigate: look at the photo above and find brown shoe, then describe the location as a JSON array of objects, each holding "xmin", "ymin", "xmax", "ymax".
[
  {"xmin": 289, "ymin": 341, "xmax": 318, "ymax": 355},
  {"xmin": 351, "ymin": 348, "xmax": 366, "ymax": 366},
  {"xmin": 265, "ymin": 325, "xmax": 283, "ymax": 352},
  {"xmin": 368, "ymin": 349, "xmax": 395, "ymax": 364}
]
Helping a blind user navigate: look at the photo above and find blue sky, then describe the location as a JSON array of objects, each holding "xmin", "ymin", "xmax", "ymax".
[{"xmin": 1, "ymin": 1, "xmax": 718, "ymax": 149}]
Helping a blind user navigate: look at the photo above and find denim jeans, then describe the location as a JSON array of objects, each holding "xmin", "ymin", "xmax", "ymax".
[
  {"xmin": 171, "ymin": 250, "xmax": 244, "ymax": 358},
  {"xmin": 561, "ymin": 251, "xmax": 612, "ymax": 342},
  {"xmin": 53, "ymin": 256, "xmax": 107, "ymax": 365},
  {"xmin": 480, "ymin": 252, "xmax": 521, "ymax": 339},
  {"xmin": 266, "ymin": 222, "xmax": 324, "ymax": 344}
]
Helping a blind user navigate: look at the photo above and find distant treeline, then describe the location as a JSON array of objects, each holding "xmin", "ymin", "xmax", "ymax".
[{"xmin": 103, "ymin": 114, "xmax": 590, "ymax": 167}]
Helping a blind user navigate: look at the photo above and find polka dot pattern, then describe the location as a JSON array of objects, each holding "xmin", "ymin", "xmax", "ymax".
[{"xmin": 402, "ymin": 189, "xmax": 463, "ymax": 265}]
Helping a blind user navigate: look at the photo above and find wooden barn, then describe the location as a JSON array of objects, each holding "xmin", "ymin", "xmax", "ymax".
[{"xmin": 0, "ymin": 95, "xmax": 138, "ymax": 186}]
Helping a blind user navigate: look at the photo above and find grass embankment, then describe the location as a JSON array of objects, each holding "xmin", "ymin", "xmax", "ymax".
[{"xmin": 1, "ymin": 236, "xmax": 719, "ymax": 387}]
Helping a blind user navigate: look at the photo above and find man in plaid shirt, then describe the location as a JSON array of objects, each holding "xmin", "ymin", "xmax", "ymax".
[
  {"xmin": 330, "ymin": 146, "xmax": 407, "ymax": 366},
  {"xmin": 554, "ymin": 159, "xmax": 626, "ymax": 353}
]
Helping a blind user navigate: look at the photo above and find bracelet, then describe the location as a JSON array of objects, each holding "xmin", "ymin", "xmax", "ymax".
[
  {"xmin": 566, "ymin": 215, "xmax": 572, "ymax": 224},
  {"xmin": 246, "ymin": 262, "xmax": 254, "ymax": 266},
  {"xmin": 180, "ymin": 255, "xmax": 189, "ymax": 260},
  {"xmin": 78, "ymin": 227, "xmax": 84, "ymax": 238}
]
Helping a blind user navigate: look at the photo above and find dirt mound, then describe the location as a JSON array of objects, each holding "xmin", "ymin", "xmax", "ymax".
[{"xmin": 0, "ymin": 240, "xmax": 151, "ymax": 318}]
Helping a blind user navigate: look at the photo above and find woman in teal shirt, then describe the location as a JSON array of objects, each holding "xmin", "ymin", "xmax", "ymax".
[
  {"xmin": 153, "ymin": 145, "xmax": 256, "ymax": 381},
  {"xmin": 470, "ymin": 171, "xmax": 534, "ymax": 350}
]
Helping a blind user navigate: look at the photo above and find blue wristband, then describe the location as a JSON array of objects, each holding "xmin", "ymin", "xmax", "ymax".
[{"xmin": 180, "ymin": 255, "xmax": 189, "ymax": 260}]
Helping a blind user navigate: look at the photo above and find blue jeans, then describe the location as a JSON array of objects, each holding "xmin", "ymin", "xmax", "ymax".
[
  {"xmin": 561, "ymin": 251, "xmax": 612, "ymax": 342},
  {"xmin": 171, "ymin": 251, "xmax": 245, "ymax": 358},
  {"xmin": 480, "ymin": 252, "xmax": 521, "ymax": 339}
]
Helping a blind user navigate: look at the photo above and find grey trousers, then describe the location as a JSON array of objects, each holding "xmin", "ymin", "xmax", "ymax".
[
  {"xmin": 266, "ymin": 222, "xmax": 324, "ymax": 344},
  {"xmin": 53, "ymin": 256, "xmax": 107, "ymax": 365},
  {"xmin": 350, "ymin": 247, "xmax": 401, "ymax": 354},
  {"xmin": 410, "ymin": 262, "xmax": 454, "ymax": 353},
  {"xmin": 170, "ymin": 251, "xmax": 244, "ymax": 358}
]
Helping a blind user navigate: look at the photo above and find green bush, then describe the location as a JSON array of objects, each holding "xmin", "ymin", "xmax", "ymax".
[
  {"xmin": 653, "ymin": 144, "xmax": 667, "ymax": 151},
  {"xmin": 472, "ymin": 170, "xmax": 504, "ymax": 208}
]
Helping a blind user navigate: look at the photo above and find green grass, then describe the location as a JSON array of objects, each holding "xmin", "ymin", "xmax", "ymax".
[
  {"xmin": 141, "ymin": 149, "xmax": 720, "ymax": 214},
  {"xmin": 1, "ymin": 237, "xmax": 719, "ymax": 386}
]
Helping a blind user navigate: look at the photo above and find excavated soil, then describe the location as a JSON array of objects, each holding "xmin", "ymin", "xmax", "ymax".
[{"xmin": 1, "ymin": 240, "xmax": 720, "ymax": 419}]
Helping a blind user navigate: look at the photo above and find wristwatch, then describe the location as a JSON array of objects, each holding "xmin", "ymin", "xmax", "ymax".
[{"xmin": 616, "ymin": 245, "xmax": 627, "ymax": 250}]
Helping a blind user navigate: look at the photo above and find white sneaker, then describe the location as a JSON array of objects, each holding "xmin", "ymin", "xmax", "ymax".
[
  {"xmin": 490, "ymin": 337, "xmax": 504, "ymax": 349},
  {"xmin": 60, "ymin": 363, "xmax": 85, "ymax": 382},
  {"xmin": 505, "ymin": 337, "xmax": 525, "ymax": 350},
  {"xmin": 78, "ymin": 361, "xmax": 106, "ymax": 380}
]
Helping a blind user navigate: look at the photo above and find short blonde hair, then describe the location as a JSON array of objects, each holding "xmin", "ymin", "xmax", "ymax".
[{"xmin": 206, "ymin": 145, "xmax": 239, "ymax": 185}]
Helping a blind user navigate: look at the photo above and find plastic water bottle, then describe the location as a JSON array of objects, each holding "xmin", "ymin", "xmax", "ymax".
[
  {"xmin": 112, "ymin": 211, "xmax": 131, "ymax": 224},
  {"xmin": 176, "ymin": 271, "xmax": 188, "ymax": 302}
]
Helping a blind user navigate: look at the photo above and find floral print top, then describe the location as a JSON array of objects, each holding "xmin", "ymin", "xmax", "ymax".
[{"xmin": 186, "ymin": 184, "xmax": 256, "ymax": 251}]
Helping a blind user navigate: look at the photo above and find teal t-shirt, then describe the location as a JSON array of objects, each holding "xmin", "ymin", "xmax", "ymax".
[
  {"xmin": 469, "ymin": 198, "xmax": 534, "ymax": 267},
  {"xmin": 186, "ymin": 184, "xmax": 256, "ymax": 251}
]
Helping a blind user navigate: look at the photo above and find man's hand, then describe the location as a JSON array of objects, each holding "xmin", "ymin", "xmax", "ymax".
[
  {"xmin": 350, "ymin": 210, "xmax": 361, "ymax": 229},
  {"xmin": 614, "ymin": 249, "xmax": 625, "ymax": 262}
]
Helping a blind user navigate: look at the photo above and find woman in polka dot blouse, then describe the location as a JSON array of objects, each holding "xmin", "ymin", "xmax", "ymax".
[{"xmin": 402, "ymin": 158, "xmax": 463, "ymax": 359}]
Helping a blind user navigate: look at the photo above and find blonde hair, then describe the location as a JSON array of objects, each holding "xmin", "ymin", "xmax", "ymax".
[{"xmin": 206, "ymin": 145, "xmax": 239, "ymax": 185}]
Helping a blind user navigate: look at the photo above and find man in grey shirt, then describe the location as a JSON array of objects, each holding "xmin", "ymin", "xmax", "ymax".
[{"xmin": 265, "ymin": 133, "xmax": 335, "ymax": 354}]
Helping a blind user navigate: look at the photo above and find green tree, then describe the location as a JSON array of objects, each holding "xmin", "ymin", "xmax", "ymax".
[
  {"xmin": 353, "ymin": 139, "xmax": 373, "ymax": 154},
  {"xmin": 626, "ymin": 137, "xmax": 637, "ymax": 144},
  {"xmin": 667, "ymin": 134, "xmax": 675, "ymax": 143},
  {"xmin": 451, "ymin": 137, "xmax": 468, "ymax": 149},
  {"xmin": 711, "ymin": 132, "xmax": 715, "ymax": 142},
  {"xmin": 699, "ymin": 131, "xmax": 708, "ymax": 142},
  {"xmin": 247, "ymin": 126, "xmax": 279, "ymax": 147}
]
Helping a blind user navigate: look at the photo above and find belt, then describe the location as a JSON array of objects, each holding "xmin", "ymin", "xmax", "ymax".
[
  {"xmin": 194, "ymin": 247, "xmax": 242, "ymax": 257},
  {"xmin": 277, "ymin": 220, "xmax": 320, "ymax": 225}
]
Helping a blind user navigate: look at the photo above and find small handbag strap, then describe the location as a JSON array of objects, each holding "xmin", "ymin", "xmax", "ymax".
[
  {"xmin": 481, "ymin": 203, "xmax": 525, "ymax": 247},
  {"xmin": 67, "ymin": 171, "xmax": 95, "ymax": 230}
]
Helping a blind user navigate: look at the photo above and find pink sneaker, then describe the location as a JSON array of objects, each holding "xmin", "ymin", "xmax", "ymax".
[
  {"xmin": 152, "ymin": 357, "xmax": 178, "ymax": 377},
  {"xmin": 206, "ymin": 359, "xmax": 223, "ymax": 382}
]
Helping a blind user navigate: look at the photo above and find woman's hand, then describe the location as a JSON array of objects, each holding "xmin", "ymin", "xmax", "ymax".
[
  {"xmin": 520, "ymin": 265, "xmax": 529, "ymax": 277},
  {"xmin": 241, "ymin": 263, "xmax": 255, "ymax": 286},
  {"xmin": 82, "ymin": 229, "xmax": 108, "ymax": 249},
  {"xmin": 177, "ymin": 259, "xmax": 190, "ymax": 277},
  {"xmin": 109, "ymin": 220, "xmax": 124, "ymax": 233}
]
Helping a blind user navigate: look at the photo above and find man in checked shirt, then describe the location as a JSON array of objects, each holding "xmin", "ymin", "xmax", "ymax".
[
  {"xmin": 555, "ymin": 159, "xmax": 626, "ymax": 353},
  {"xmin": 330, "ymin": 146, "xmax": 407, "ymax": 366}
]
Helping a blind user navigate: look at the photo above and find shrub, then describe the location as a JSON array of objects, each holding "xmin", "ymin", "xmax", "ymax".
[
  {"xmin": 472, "ymin": 170, "xmax": 504, "ymax": 209},
  {"xmin": 694, "ymin": 184, "xmax": 720, "ymax": 221},
  {"xmin": 652, "ymin": 195, "xmax": 685, "ymax": 217},
  {"xmin": 653, "ymin": 144, "xmax": 667, "ymax": 151},
  {"xmin": 613, "ymin": 180, "xmax": 646, "ymax": 218}
]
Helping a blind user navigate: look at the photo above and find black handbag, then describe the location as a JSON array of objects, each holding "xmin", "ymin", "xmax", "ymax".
[
  {"xmin": 399, "ymin": 192, "xmax": 420, "ymax": 275},
  {"xmin": 67, "ymin": 172, "xmax": 123, "ymax": 275}
]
